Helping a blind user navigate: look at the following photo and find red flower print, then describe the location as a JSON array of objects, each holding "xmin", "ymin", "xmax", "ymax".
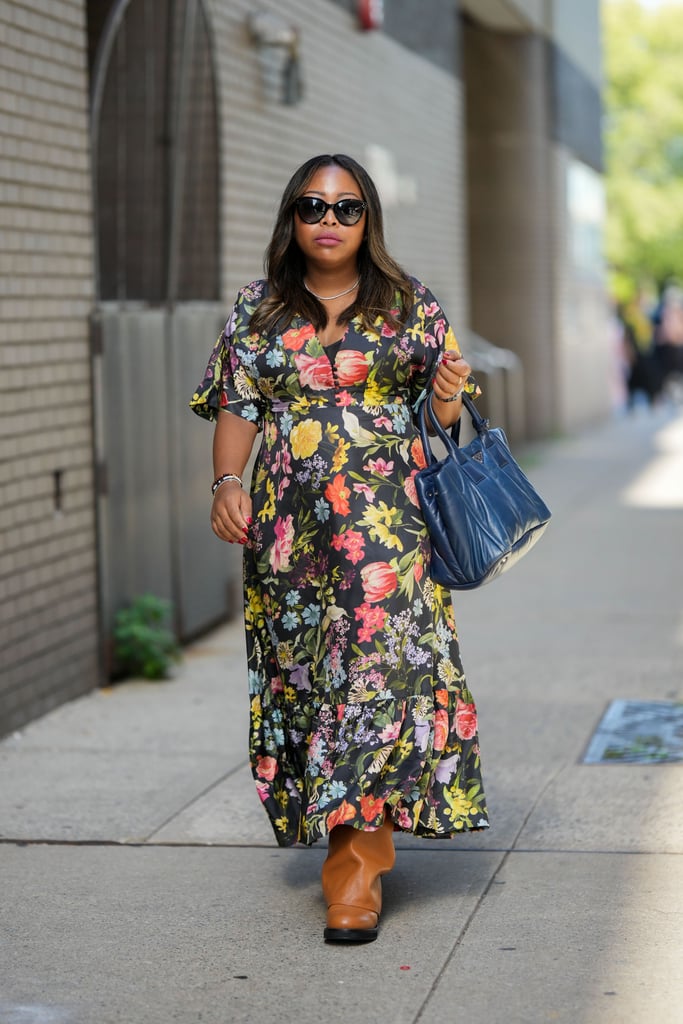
[
  {"xmin": 455, "ymin": 698, "xmax": 478, "ymax": 740},
  {"xmin": 435, "ymin": 688, "xmax": 449, "ymax": 708},
  {"xmin": 414, "ymin": 561, "xmax": 424, "ymax": 583},
  {"xmin": 433, "ymin": 709, "xmax": 449, "ymax": 752},
  {"xmin": 410, "ymin": 437, "xmax": 427, "ymax": 470},
  {"xmin": 282, "ymin": 323, "xmax": 316, "ymax": 350},
  {"xmin": 342, "ymin": 529, "xmax": 365, "ymax": 565},
  {"xmin": 336, "ymin": 350, "xmax": 369, "ymax": 386},
  {"xmin": 294, "ymin": 353, "xmax": 334, "ymax": 390},
  {"xmin": 327, "ymin": 800, "xmax": 356, "ymax": 830},
  {"xmin": 255, "ymin": 755, "xmax": 278, "ymax": 781},
  {"xmin": 354, "ymin": 602, "xmax": 387, "ymax": 627},
  {"xmin": 359, "ymin": 794, "xmax": 385, "ymax": 822},
  {"xmin": 360, "ymin": 562, "xmax": 398, "ymax": 603},
  {"xmin": 325, "ymin": 473, "xmax": 351, "ymax": 516}
]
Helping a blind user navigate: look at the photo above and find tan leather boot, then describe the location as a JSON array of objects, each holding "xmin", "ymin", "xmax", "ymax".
[{"xmin": 322, "ymin": 814, "xmax": 396, "ymax": 942}]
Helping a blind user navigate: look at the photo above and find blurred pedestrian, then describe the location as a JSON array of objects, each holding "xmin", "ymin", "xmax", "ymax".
[
  {"xmin": 617, "ymin": 295, "xmax": 662, "ymax": 408},
  {"xmin": 190, "ymin": 153, "xmax": 488, "ymax": 943},
  {"xmin": 652, "ymin": 283, "xmax": 683, "ymax": 392}
]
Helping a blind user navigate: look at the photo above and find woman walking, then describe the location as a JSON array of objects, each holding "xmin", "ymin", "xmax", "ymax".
[{"xmin": 190, "ymin": 154, "xmax": 488, "ymax": 943}]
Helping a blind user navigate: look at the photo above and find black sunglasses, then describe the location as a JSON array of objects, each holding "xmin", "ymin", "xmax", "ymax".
[{"xmin": 294, "ymin": 196, "xmax": 367, "ymax": 226}]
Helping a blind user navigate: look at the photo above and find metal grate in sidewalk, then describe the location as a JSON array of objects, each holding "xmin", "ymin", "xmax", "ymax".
[{"xmin": 583, "ymin": 699, "xmax": 683, "ymax": 764}]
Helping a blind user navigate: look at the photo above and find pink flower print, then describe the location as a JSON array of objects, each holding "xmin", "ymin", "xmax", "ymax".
[
  {"xmin": 378, "ymin": 720, "xmax": 401, "ymax": 743},
  {"xmin": 396, "ymin": 807, "xmax": 412, "ymax": 830},
  {"xmin": 353, "ymin": 482, "xmax": 375, "ymax": 502},
  {"xmin": 424, "ymin": 302, "xmax": 439, "ymax": 317},
  {"xmin": 270, "ymin": 514, "xmax": 294, "ymax": 572},
  {"xmin": 381, "ymin": 322, "xmax": 396, "ymax": 337},
  {"xmin": 255, "ymin": 780, "xmax": 270, "ymax": 803},
  {"xmin": 373, "ymin": 416, "xmax": 393, "ymax": 429},
  {"xmin": 335, "ymin": 390, "xmax": 355, "ymax": 407},
  {"xmin": 403, "ymin": 470, "xmax": 420, "ymax": 507},
  {"xmin": 294, "ymin": 353, "xmax": 334, "ymax": 390},
  {"xmin": 336, "ymin": 350, "xmax": 369, "ymax": 386},
  {"xmin": 364, "ymin": 458, "xmax": 394, "ymax": 476},
  {"xmin": 361, "ymin": 562, "xmax": 398, "ymax": 603}
]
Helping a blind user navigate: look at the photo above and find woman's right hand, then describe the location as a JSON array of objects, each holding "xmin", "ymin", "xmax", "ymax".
[{"xmin": 210, "ymin": 482, "xmax": 253, "ymax": 544}]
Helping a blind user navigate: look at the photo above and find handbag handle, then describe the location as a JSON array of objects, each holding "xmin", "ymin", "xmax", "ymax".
[{"xmin": 418, "ymin": 391, "xmax": 489, "ymax": 467}]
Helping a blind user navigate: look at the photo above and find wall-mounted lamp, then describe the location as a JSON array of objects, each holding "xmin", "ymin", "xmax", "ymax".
[{"xmin": 247, "ymin": 11, "xmax": 303, "ymax": 106}]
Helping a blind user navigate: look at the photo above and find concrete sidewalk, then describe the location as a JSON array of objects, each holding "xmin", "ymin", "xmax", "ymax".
[{"xmin": 1, "ymin": 404, "xmax": 682, "ymax": 1024}]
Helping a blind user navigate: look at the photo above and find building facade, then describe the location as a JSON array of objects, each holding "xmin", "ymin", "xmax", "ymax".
[{"xmin": 0, "ymin": 0, "xmax": 606, "ymax": 734}]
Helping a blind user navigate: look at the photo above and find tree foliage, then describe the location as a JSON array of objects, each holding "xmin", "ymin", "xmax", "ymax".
[{"xmin": 603, "ymin": 0, "xmax": 683, "ymax": 299}]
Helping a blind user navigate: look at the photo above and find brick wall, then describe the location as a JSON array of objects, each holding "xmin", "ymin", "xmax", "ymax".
[
  {"xmin": 206, "ymin": 0, "xmax": 469, "ymax": 331},
  {"xmin": 0, "ymin": 0, "xmax": 98, "ymax": 735}
]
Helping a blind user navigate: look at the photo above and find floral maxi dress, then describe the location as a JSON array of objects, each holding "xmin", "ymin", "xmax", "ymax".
[{"xmin": 190, "ymin": 278, "xmax": 489, "ymax": 846}]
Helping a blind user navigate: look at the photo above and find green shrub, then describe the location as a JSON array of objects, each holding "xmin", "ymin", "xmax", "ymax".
[{"xmin": 113, "ymin": 595, "xmax": 181, "ymax": 680}]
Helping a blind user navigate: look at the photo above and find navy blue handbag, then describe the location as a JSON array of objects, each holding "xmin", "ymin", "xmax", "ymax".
[{"xmin": 415, "ymin": 392, "xmax": 551, "ymax": 590}]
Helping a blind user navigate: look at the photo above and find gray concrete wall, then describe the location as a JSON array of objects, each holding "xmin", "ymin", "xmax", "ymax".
[
  {"xmin": 206, "ymin": 0, "xmax": 469, "ymax": 326},
  {"xmin": 463, "ymin": 7, "xmax": 609, "ymax": 438},
  {"xmin": 0, "ymin": 0, "xmax": 99, "ymax": 734}
]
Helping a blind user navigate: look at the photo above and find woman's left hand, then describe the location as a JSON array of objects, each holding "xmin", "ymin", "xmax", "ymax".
[{"xmin": 432, "ymin": 352, "xmax": 471, "ymax": 404}]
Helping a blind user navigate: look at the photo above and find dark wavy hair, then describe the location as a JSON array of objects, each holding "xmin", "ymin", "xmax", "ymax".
[{"xmin": 250, "ymin": 154, "xmax": 414, "ymax": 337}]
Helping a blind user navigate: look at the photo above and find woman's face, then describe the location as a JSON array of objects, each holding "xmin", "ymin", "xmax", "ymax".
[{"xmin": 293, "ymin": 164, "xmax": 366, "ymax": 274}]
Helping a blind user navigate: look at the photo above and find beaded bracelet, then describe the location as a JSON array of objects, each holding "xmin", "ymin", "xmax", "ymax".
[{"xmin": 211, "ymin": 473, "xmax": 242, "ymax": 496}]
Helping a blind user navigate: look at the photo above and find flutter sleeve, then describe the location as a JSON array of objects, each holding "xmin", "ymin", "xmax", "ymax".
[
  {"xmin": 189, "ymin": 283, "xmax": 267, "ymax": 430},
  {"xmin": 408, "ymin": 282, "xmax": 478, "ymax": 413}
]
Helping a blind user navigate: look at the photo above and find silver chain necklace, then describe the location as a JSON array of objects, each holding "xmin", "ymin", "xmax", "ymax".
[{"xmin": 304, "ymin": 277, "xmax": 360, "ymax": 301}]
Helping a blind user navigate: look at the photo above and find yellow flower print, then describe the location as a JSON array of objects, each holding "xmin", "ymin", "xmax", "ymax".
[
  {"xmin": 363, "ymin": 379, "xmax": 384, "ymax": 408},
  {"xmin": 250, "ymin": 695, "xmax": 262, "ymax": 728},
  {"xmin": 331, "ymin": 437, "xmax": 350, "ymax": 472},
  {"xmin": 443, "ymin": 325, "xmax": 461, "ymax": 355},
  {"xmin": 283, "ymin": 685, "xmax": 297, "ymax": 703},
  {"xmin": 290, "ymin": 395, "xmax": 312, "ymax": 415},
  {"xmin": 290, "ymin": 418, "xmax": 322, "ymax": 459},
  {"xmin": 359, "ymin": 501, "xmax": 404, "ymax": 552},
  {"xmin": 258, "ymin": 477, "xmax": 276, "ymax": 522},
  {"xmin": 444, "ymin": 789, "xmax": 475, "ymax": 824}
]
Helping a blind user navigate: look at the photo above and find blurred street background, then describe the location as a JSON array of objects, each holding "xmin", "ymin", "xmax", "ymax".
[{"xmin": 1, "ymin": 1, "xmax": 682, "ymax": 1022}]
